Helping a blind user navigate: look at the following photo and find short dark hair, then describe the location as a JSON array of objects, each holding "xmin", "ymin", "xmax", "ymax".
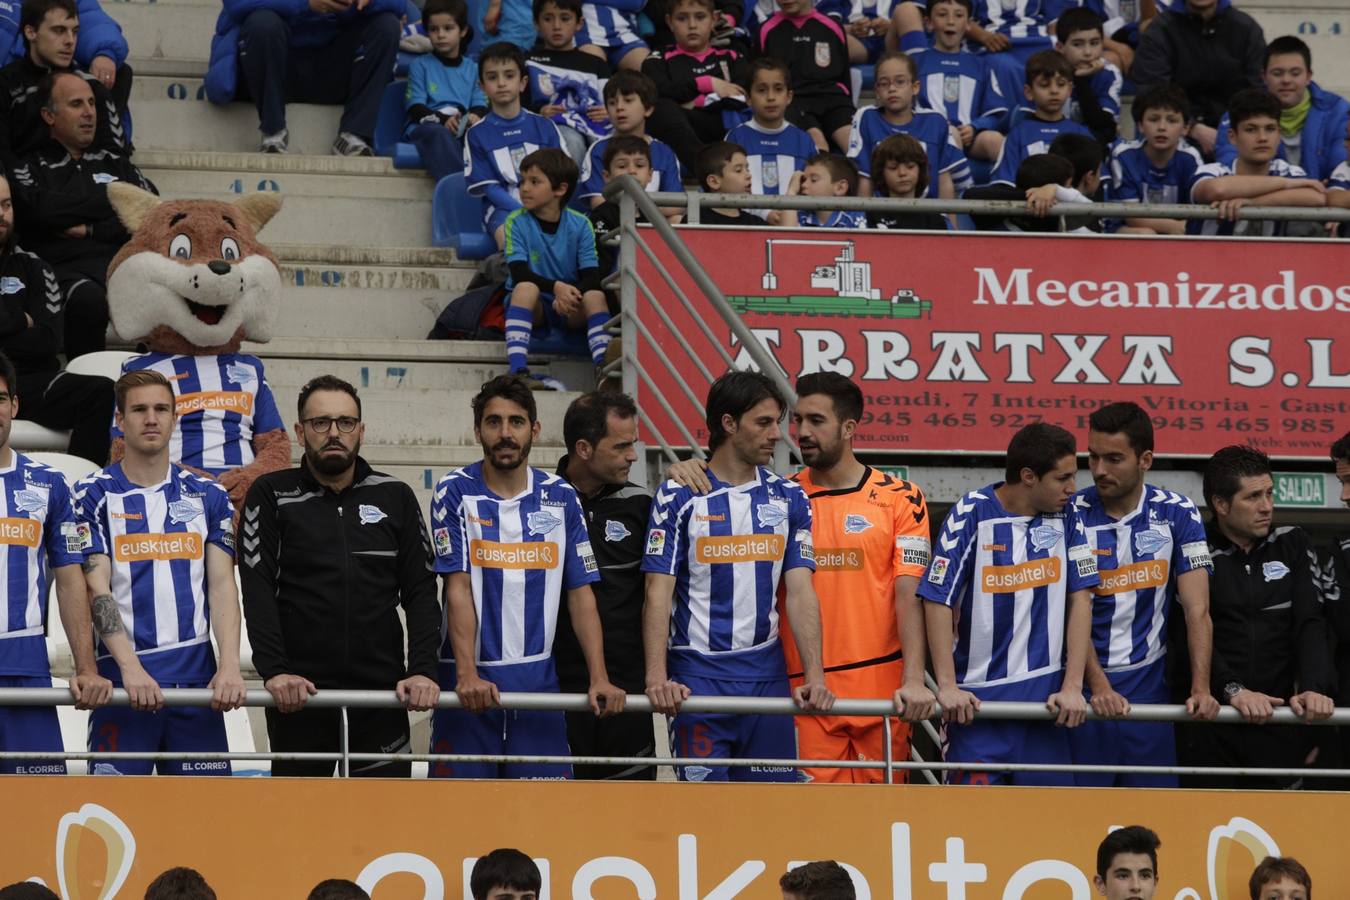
[
  {"xmin": 520, "ymin": 147, "xmax": 579, "ymax": 199},
  {"xmin": 805, "ymin": 152, "xmax": 859, "ymax": 195},
  {"xmin": 478, "ymin": 41, "xmax": 527, "ymax": 82},
  {"xmin": 1015, "ymin": 153, "xmax": 1073, "ymax": 191},
  {"xmin": 696, "ymin": 140, "xmax": 746, "ymax": 191},
  {"xmin": 779, "ymin": 861, "xmax": 856, "ymax": 900},
  {"xmin": 38, "ymin": 69, "xmax": 87, "ymax": 114},
  {"xmin": 874, "ymin": 49, "xmax": 917, "ymax": 80},
  {"xmin": 1330, "ymin": 431, "xmax": 1350, "ymax": 465},
  {"xmin": 603, "ymin": 69, "xmax": 657, "ymax": 109},
  {"xmin": 472, "ymin": 375, "xmax": 537, "ymax": 427},
  {"xmin": 470, "ymin": 849, "xmax": 541, "ymax": 900},
  {"xmin": 1005, "ymin": 422, "xmax": 1076, "ymax": 483},
  {"xmin": 747, "ymin": 56, "xmax": 791, "ymax": 87},
  {"xmin": 144, "ymin": 867, "xmax": 217, "ymax": 900},
  {"xmin": 871, "ymin": 133, "xmax": 930, "ymax": 197},
  {"xmin": 1132, "ymin": 84, "xmax": 1191, "ymax": 124},
  {"xmin": 669, "ymin": 0, "xmax": 716, "ymax": 13},
  {"xmin": 0, "ymin": 884, "xmax": 61, "ymax": 900},
  {"xmin": 423, "ymin": 0, "xmax": 473, "ymax": 45},
  {"xmin": 1249, "ymin": 857, "xmax": 1311, "ymax": 900},
  {"xmin": 1228, "ymin": 88, "xmax": 1282, "ymax": 129},
  {"xmin": 563, "ymin": 390, "xmax": 637, "ymax": 455},
  {"xmin": 1088, "ymin": 402, "xmax": 1154, "ymax": 455},
  {"xmin": 1049, "ymin": 132, "xmax": 1103, "ymax": 187},
  {"xmin": 306, "ymin": 880, "xmax": 371, "ymax": 900},
  {"xmin": 1055, "ymin": 6, "xmax": 1103, "ymax": 42},
  {"xmin": 923, "ymin": 0, "xmax": 972, "ymax": 15},
  {"xmin": 1203, "ymin": 445, "xmax": 1271, "ymax": 508},
  {"xmin": 1096, "ymin": 826, "xmax": 1161, "ymax": 879},
  {"xmin": 1025, "ymin": 49, "xmax": 1074, "ymax": 85},
  {"xmin": 114, "ymin": 369, "xmax": 175, "ymax": 415},
  {"xmin": 532, "ymin": 0, "xmax": 581, "ymax": 20},
  {"xmin": 706, "ymin": 369, "xmax": 786, "ymax": 451},
  {"xmin": 1264, "ymin": 35, "xmax": 1312, "ymax": 71},
  {"xmin": 21, "ymin": 0, "xmax": 76, "ymax": 35},
  {"xmin": 602, "ymin": 133, "xmax": 651, "ymax": 171},
  {"xmin": 0, "ymin": 351, "xmax": 16, "ymax": 399},
  {"xmin": 796, "ymin": 371, "xmax": 863, "ymax": 424},
  {"xmin": 297, "ymin": 374, "xmax": 361, "ymax": 420}
]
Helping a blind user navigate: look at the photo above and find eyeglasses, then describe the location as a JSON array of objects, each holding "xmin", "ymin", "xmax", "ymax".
[{"xmin": 302, "ymin": 416, "xmax": 360, "ymax": 434}]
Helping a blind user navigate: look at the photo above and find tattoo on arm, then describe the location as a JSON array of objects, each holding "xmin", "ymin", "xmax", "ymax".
[{"xmin": 91, "ymin": 594, "xmax": 125, "ymax": 637}]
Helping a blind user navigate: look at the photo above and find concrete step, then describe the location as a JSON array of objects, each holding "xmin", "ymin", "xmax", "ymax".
[
  {"xmin": 261, "ymin": 356, "xmax": 511, "ymax": 394},
  {"xmin": 111, "ymin": 2, "xmax": 217, "ymax": 65},
  {"xmin": 272, "ymin": 284, "xmax": 449, "ymax": 340}
]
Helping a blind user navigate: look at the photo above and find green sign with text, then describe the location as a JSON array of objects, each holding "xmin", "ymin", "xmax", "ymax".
[{"xmin": 1274, "ymin": 473, "xmax": 1325, "ymax": 507}]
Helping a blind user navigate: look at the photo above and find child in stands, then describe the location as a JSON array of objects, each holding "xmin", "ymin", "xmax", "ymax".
[
  {"xmin": 846, "ymin": 50, "xmax": 969, "ymax": 197},
  {"xmin": 725, "ymin": 58, "xmax": 817, "ymax": 201},
  {"xmin": 465, "ymin": 43, "xmax": 564, "ymax": 249},
  {"xmin": 787, "ymin": 152, "xmax": 865, "ymax": 227},
  {"xmin": 404, "ymin": 0, "xmax": 487, "ymax": 181},
  {"xmin": 988, "ymin": 51, "xmax": 1091, "ymax": 187},
  {"xmin": 1110, "ymin": 85, "xmax": 1203, "ymax": 235},
  {"xmin": 589, "ymin": 134, "xmax": 661, "ymax": 274},
  {"xmin": 901, "ymin": 0, "xmax": 1004, "ymax": 162},
  {"xmin": 576, "ymin": 71, "xmax": 684, "ymax": 208},
  {"xmin": 642, "ymin": 0, "xmax": 750, "ymax": 174},
  {"xmin": 576, "ymin": 0, "xmax": 650, "ymax": 71},
  {"xmin": 694, "ymin": 141, "xmax": 766, "ymax": 224},
  {"xmin": 759, "ymin": 0, "xmax": 854, "ymax": 153},
  {"xmin": 1054, "ymin": 8, "xmax": 1122, "ymax": 146},
  {"xmin": 527, "ymin": 0, "xmax": 613, "ymax": 162},
  {"xmin": 1048, "ymin": 132, "xmax": 1102, "ymax": 200},
  {"xmin": 867, "ymin": 133, "xmax": 948, "ymax": 229},
  {"xmin": 503, "ymin": 148, "xmax": 610, "ymax": 389},
  {"xmin": 1188, "ymin": 89, "xmax": 1328, "ymax": 237}
]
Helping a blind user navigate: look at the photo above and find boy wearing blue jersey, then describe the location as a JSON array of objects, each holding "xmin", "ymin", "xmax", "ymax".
[
  {"xmin": 78, "ymin": 369, "xmax": 245, "ymax": 776},
  {"xmin": 1111, "ymin": 86, "xmax": 1203, "ymax": 235},
  {"xmin": 643, "ymin": 370, "xmax": 834, "ymax": 782},
  {"xmin": 503, "ymin": 148, "xmax": 610, "ymax": 389},
  {"xmin": 465, "ymin": 42, "xmax": 564, "ymax": 249},
  {"xmin": 726, "ymin": 58, "xmax": 817, "ymax": 201},
  {"xmin": 429, "ymin": 375, "xmax": 624, "ymax": 778},
  {"xmin": 787, "ymin": 153, "xmax": 866, "ymax": 227},
  {"xmin": 988, "ymin": 51, "xmax": 1092, "ymax": 186},
  {"xmin": 848, "ymin": 51, "xmax": 969, "ymax": 197},
  {"xmin": 528, "ymin": 0, "xmax": 613, "ymax": 164},
  {"xmin": 920, "ymin": 423, "xmax": 1098, "ymax": 785},
  {"xmin": 903, "ymin": 0, "xmax": 1004, "ymax": 162},
  {"xmin": 575, "ymin": 71, "xmax": 684, "ymax": 212},
  {"xmin": 0, "ymin": 351, "xmax": 111, "ymax": 774},
  {"xmin": 576, "ymin": 0, "xmax": 649, "ymax": 72},
  {"xmin": 404, "ymin": 0, "xmax": 487, "ymax": 181},
  {"xmin": 1068, "ymin": 402, "xmax": 1219, "ymax": 788},
  {"xmin": 1054, "ymin": 8, "xmax": 1121, "ymax": 146}
]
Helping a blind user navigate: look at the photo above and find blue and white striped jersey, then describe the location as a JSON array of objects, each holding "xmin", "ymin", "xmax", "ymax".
[
  {"xmin": 464, "ymin": 109, "xmax": 564, "ymax": 211},
  {"xmin": 1109, "ymin": 138, "xmax": 1204, "ymax": 204},
  {"xmin": 75, "ymin": 464, "xmax": 234, "ymax": 684},
  {"xmin": 577, "ymin": 134, "xmax": 683, "ymax": 204},
  {"xmin": 0, "ymin": 453, "xmax": 87, "ymax": 676},
  {"xmin": 919, "ymin": 484, "xmax": 1100, "ymax": 689},
  {"xmin": 577, "ymin": 2, "xmax": 641, "ymax": 50},
  {"xmin": 112, "ymin": 353, "xmax": 284, "ymax": 477},
  {"xmin": 972, "ymin": 0, "xmax": 1055, "ymax": 39},
  {"xmin": 911, "ymin": 47, "xmax": 1007, "ymax": 130},
  {"xmin": 1187, "ymin": 158, "xmax": 1307, "ymax": 236},
  {"xmin": 430, "ymin": 463, "xmax": 598, "ymax": 667},
  {"xmin": 1074, "ymin": 485, "xmax": 1210, "ymax": 674},
  {"xmin": 1066, "ymin": 61, "xmax": 1123, "ymax": 124},
  {"xmin": 641, "ymin": 467, "xmax": 814, "ymax": 681},
  {"xmin": 846, "ymin": 106, "xmax": 972, "ymax": 191},
  {"xmin": 725, "ymin": 119, "xmax": 817, "ymax": 198}
]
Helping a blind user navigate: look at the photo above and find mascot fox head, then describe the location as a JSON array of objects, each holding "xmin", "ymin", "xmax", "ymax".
[{"xmin": 105, "ymin": 184, "xmax": 283, "ymax": 356}]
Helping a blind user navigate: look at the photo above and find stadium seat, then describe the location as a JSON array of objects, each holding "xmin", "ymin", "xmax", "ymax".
[
  {"xmin": 26, "ymin": 452, "xmax": 100, "ymax": 485},
  {"xmin": 373, "ymin": 81, "xmax": 424, "ymax": 170},
  {"xmin": 64, "ymin": 350, "xmax": 135, "ymax": 381},
  {"xmin": 432, "ymin": 173, "xmax": 495, "ymax": 260},
  {"xmin": 11, "ymin": 421, "xmax": 70, "ymax": 452}
]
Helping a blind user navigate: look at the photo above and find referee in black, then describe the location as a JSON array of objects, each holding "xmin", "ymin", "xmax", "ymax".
[{"xmin": 554, "ymin": 391, "xmax": 656, "ymax": 779}]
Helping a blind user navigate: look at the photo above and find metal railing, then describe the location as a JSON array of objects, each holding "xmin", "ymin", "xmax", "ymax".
[{"xmin": 5, "ymin": 687, "xmax": 1350, "ymax": 782}]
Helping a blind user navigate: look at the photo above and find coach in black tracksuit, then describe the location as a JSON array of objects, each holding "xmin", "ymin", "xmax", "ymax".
[
  {"xmin": 554, "ymin": 392, "xmax": 656, "ymax": 780},
  {"xmin": 240, "ymin": 376, "xmax": 442, "ymax": 778},
  {"xmin": 1171, "ymin": 446, "xmax": 1336, "ymax": 790}
]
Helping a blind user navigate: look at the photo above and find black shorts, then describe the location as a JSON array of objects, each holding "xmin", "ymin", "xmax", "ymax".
[
  {"xmin": 786, "ymin": 92, "xmax": 856, "ymax": 140},
  {"xmin": 564, "ymin": 709, "xmax": 657, "ymax": 780},
  {"xmin": 265, "ymin": 706, "xmax": 412, "ymax": 778}
]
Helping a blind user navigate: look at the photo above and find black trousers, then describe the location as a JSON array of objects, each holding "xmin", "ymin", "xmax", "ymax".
[
  {"xmin": 265, "ymin": 706, "xmax": 412, "ymax": 778},
  {"xmin": 564, "ymin": 709, "xmax": 657, "ymax": 780},
  {"xmin": 646, "ymin": 99, "xmax": 728, "ymax": 175},
  {"xmin": 15, "ymin": 370, "xmax": 113, "ymax": 464},
  {"xmin": 1176, "ymin": 720, "xmax": 1314, "ymax": 790}
]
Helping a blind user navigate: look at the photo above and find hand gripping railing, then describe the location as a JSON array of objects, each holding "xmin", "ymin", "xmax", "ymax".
[{"xmin": 5, "ymin": 687, "xmax": 1350, "ymax": 782}]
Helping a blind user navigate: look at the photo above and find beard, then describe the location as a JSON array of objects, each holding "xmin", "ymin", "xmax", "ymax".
[
  {"xmin": 483, "ymin": 435, "xmax": 533, "ymax": 471},
  {"xmin": 305, "ymin": 437, "xmax": 360, "ymax": 476}
]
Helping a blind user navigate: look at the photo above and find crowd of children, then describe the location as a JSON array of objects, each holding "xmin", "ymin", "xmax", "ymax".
[{"xmin": 400, "ymin": 0, "xmax": 1350, "ymax": 387}]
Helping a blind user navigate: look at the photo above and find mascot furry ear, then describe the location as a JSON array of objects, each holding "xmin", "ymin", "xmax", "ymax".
[{"xmin": 105, "ymin": 186, "xmax": 292, "ymax": 512}]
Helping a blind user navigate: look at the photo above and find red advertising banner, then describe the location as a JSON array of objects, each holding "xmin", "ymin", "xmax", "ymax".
[{"xmin": 633, "ymin": 229, "xmax": 1350, "ymax": 458}]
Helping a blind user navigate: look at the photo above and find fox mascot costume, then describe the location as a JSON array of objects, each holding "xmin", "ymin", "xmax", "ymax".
[{"xmin": 103, "ymin": 183, "xmax": 290, "ymax": 509}]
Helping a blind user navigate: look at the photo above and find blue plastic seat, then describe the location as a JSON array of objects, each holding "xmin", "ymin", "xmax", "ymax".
[
  {"xmin": 373, "ymin": 80, "xmax": 424, "ymax": 170},
  {"xmin": 432, "ymin": 173, "xmax": 496, "ymax": 260}
]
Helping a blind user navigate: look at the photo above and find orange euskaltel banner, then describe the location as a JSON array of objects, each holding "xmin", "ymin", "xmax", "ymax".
[{"xmin": 2, "ymin": 779, "xmax": 1346, "ymax": 898}]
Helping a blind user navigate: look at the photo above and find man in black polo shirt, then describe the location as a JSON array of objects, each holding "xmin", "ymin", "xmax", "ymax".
[{"xmin": 554, "ymin": 390, "xmax": 655, "ymax": 779}]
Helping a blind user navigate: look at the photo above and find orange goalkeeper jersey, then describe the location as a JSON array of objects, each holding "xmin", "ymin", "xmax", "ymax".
[{"xmin": 781, "ymin": 466, "xmax": 932, "ymax": 674}]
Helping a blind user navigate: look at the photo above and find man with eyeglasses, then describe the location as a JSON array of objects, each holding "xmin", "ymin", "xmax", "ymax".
[{"xmin": 239, "ymin": 374, "xmax": 442, "ymax": 777}]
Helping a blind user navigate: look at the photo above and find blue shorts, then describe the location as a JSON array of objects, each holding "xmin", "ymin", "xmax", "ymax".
[
  {"xmin": 504, "ymin": 289, "xmax": 570, "ymax": 330},
  {"xmin": 860, "ymin": 32, "xmax": 886, "ymax": 63},
  {"xmin": 88, "ymin": 681, "xmax": 230, "ymax": 776},
  {"xmin": 576, "ymin": 6, "xmax": 646, "ymax": 67},
  {"xmin": 670, "ymin": 674, "xmax": 799, "ymax": 782},
  {"xmin": 0, "ymin": 675, "xmax": 66, "ymax": 775},
  {"xmin": 430, "ymin": 659, "xmax": 572, "ymax": 779},
  {"xmin": 1068, "ymin": 658, "xmax": 1177, "ymax": 787},
  {"xmin": 943, "ymin": 670, "xmax": 1073, "ymax": 786},
  {"xmin": 486, "ymin": 203, "xmax": 512, "ymax": 237}
]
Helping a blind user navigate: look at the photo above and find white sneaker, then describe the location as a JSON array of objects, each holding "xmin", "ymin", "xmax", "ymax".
[
  {"xmin": 260, "ymin": 129, "xmax": 288, "ymax": 153},
  {"xmin": 332, "ymin": 132, "xmax": 374, "ymax": 157}
]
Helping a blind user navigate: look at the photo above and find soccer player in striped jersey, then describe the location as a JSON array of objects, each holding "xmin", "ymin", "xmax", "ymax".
[
  {"xmin": 76, "ymin": 369, "xmax": 246, "ymax": 775},
  {"xmin": 920, "ymin": 423, "xmax": 1098, "ymax": 785},
  {"xmin": 429, "ymin": 375, "xmax": 624, "ymax": 778},
  {"xmin": 0, "ymin": 351, "xmax": 111, "ymax": 774},
  {"xmin": 1068, "ymin": 401, "xmax": 1218, "ymax": 787},
  {"xmin": 644, "ymin": 370, "xmax": 833, "ymax": 782}
]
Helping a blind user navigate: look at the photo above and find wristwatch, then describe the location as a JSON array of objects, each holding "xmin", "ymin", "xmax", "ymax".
[{"xmin": 1223, "ymin": 681, "xmax": 1245, "ymax": 701}]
